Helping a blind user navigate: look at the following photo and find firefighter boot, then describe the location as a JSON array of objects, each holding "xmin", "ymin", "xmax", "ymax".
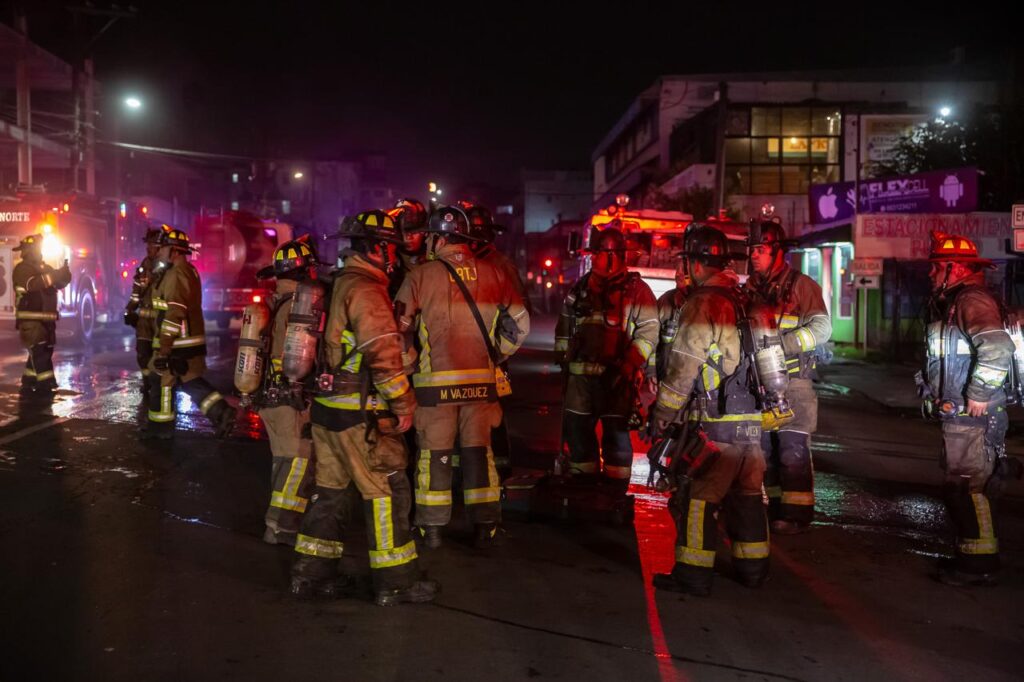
[
  {"xmin": 290, "ymin": 573, "xmax": 371, "ymax": 601},
  {"xmin": 652, "ymin": 569, "xmax": 713, "ymax": 597},
  {"xmin": 474, "ymin": 523, "xmax": 505, "ymax": 550},
  {"xmin": 207, "ymin": 401, "xmax": 237, "ymax": 440},
  {"xmin": 418, "ymin": 526, "xmax": 443, "ymax": 550},
  {"xmin": 375, "ymin": 578, "xmax": 440, "ymax": 607},
  {"xmin": 933, "ymin": 557, "xmax": 998, "ymax": 587}
]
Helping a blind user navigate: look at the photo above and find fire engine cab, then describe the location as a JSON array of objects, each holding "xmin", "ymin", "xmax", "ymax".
[{"xmin": 571, "ymin": 195, "xmax": 750, "ymax": 298}]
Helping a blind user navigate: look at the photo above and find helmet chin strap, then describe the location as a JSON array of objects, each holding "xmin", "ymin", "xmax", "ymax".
[
  {"xmin": 425, "ymin": 233, "xmax": 442, "ymax": 261},
  {"xmin": 375, "ymin": 241, "xmax": 396, "ymax": 274}
]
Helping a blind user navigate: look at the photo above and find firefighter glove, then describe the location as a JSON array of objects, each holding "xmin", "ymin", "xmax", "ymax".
[
  {"xmin": 153, "ymin": 355, "xmax": 170, "ymax": 373},
  {"xmin": 123, "ymin": 310, "xmax": 139, "ymax": 328}
]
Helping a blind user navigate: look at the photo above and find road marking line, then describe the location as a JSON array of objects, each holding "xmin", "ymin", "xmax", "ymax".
[{"xmin": 0, "ymin": 417, "xmax": 71, "ymax": 446}]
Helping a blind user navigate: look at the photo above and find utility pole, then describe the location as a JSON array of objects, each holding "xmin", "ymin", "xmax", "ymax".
[
  {"xmin": 712, "ymin": 81, "xmax": 729, "ymax": 213},
  {"xmin": 66, "ymin": 2, "xmax": 138, "ymax": 195},
  {"xmin": 15, "ymin": 11, "xmax": 32, "ymax": 187}
]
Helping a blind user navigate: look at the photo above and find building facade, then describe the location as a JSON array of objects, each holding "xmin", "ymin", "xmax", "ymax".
[{"xmin": 591, "ymin": 67, "xmax": 1007, "ymax": 347}]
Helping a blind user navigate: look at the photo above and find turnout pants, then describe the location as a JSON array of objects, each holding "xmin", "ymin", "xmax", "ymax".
[
  {"xmin": 941, "ymin": 410, "xmax": 1008, "ymax": 575},
  {"xmin": 260, "ymin": 405, "xmax": 315, "ymax": 537},
  {"xmin": 19, "ymin": 321, "xmax": 57, "ymax": 391},
  {"xmin": 146, "ymin": 355, "xmax": 230, "ymax": 434},
  {"xmin": 135, "ymin": 315, "xmax": 154, "ymax": 395},
  {"xmin": 414, "ymin": 402, "xmax": 503, "ymax": 527},
  {"xmin": 763, "ymin": 378, "xmax": 817, "ymax": 524},
  {"xmin": 293, "ymin": 423, "xmax": 419, "ymax": 591},
  {"xmin": 669, "ymin": 440, "xmax": 769, "ymax": 592},
  {"xmin": 563, "ymin": 374, "xmax": 633, "ymax": 480}
]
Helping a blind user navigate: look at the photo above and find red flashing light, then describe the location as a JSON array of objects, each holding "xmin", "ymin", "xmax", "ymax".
[
  {"xmin": 252, "ymin": 294, "xmax": 262, "ymax": 304},
  {"xmin": 545, "ymin": 281, "xmax": 553, "ymax": 289},
  {"xmin": 121, "ymin": 270, "xmax": 129, "ymax": 279},
  {"xmin": 62, "ymin": 203, "xmax": 70, "ymax": 213},
  {"xmin": 543, "ymin": 258, "xmax": 553, "ymax": 268},
  {"xmin": 141, "ymin": 206, "xmax": 149, "ymax": 216}
]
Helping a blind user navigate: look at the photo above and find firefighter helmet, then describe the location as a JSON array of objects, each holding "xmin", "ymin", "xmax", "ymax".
[
  {"xmin": 157, "ymin": 227, "xmax": 192, "ymax": 252},
  {"xmin": 679, "ymin": 223, "xmax": 730, "ymax": 263},
  {"xmin": 143, "ymin": 225, "xmax": 171, "ymax": 244},
  {"xmin": 258, "ymin": 239, "xmax": 316, "ymax": 279},
  {"xmin": 338, "ymin": 210, "xmax": 403, "ymax": 244},
  {"xmin": 465, "ymin": 205, "xmax": 497, "ymax": 243},
  {"xmin": 425, "ymin": 205, "xmax": 479, "ymax": 240},
  {"xmin": 748, "ymin": 219, "xmax": 788, "ymax": 248},
  {"xmin": 12, "ymin": 234, "xmax": 41, "ymax": 252},
  {"xmin": 583, "ymin": 227, "xmax": 627, "ymax": 253},
  {"xmin": 928, "ymin": 230, "xmax": 992, "ymax": 265},
  {"xmin": 390, "ymin": 198, "xmax": 428, "ymax": 234}
]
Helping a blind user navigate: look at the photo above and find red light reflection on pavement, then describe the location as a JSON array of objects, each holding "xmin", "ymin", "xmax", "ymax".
[
  {"xmin": 773, "ymin": 541, "xmax": 943, "ymax": 681},
  {"xmin": 629, "ymin": 450, "xmax": 689, "ymax": 682}
]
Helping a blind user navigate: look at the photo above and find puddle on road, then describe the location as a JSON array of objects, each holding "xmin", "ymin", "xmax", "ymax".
[
  {"xmin": 814, "ymin": 473, "xmax": 947, "ymax": 533},
  {"xmin": 39, "ymin": 458, "xmax": 68, "ymax": 474}
]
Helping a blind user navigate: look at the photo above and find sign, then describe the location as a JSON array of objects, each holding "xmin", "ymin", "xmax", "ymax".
[
  {"xmin": 855, "ymin": 213, "xmax": 1012, "ymax": 260},
  {"xmin": 861, "ymin": 115, "xmax": 928, "ymax": 165},
  {"xmin": 849, "ymin": 258, "xmax": 883, "ymax": 276},
  {"xmin": 809, "ymin": 181, "xmax": 856, "ymax": 224},
  {"xmin": 1013, "ymin": 204, "xmax": 1024, "ymax": 229},
  {"xmin": 1014, "ymin": 229, "xmax": 1024, "ymax": 253},
  {"xmin": 858, "ymin": 167, "xmax": 978, "ymax": 214},
  {"xmin": 809, "ymin": 167, "xmax": 980, "ymax": 224},
  {"xmin": 854, "ymin": 275, "xmax": 880, "ymax": 289}
]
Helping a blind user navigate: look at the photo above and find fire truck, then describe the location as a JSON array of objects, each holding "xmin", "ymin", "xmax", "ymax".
[
  {"xmin": 190, "ymin": 209, "xmax": 293, "ymax": 328},
  {"xmin": 0, "ymin": 192, "xmax": 127, "ymax": 341},
  {"xmin": 570, "ymin": 195, "xmax": 749, "ymax": 297}
]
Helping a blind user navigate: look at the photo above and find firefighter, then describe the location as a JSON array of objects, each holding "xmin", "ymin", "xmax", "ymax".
[
  {"xmin": 388, "ymin": 197, "xmax": 429, "ymax": 298},
  {"xmin": 920, "ymin": 230, "xmax": 1014, "ymax": 587},
  {"xmin": 395, "ymin": 205, "xmax": 530, "ymax": 550},
  {"xmin": 651, "ymin": 224, "xmax": 768, "ymax": 596},
  {"xmin": 465, "ymin": 204, "xmax": 529, "ymax": 311},
  {"xmin": 465, "ymin": 204, "xmax": 528, "ymax": 474},
  {"xmin": 554, "ymin": 227, "xmax": 658, "ymax": 483},
  {"xmin": 291, "ymin": 210, "xmax": 438, "ymax": 606},
  {"xmin": 124, "ymin": 227, "xmax": 166, "ymax": 401},
  {"xmin": 653, "ymin": 254, "xmax": 691, "ymax": 383},
  {"xmin": 254, "ymin": 239, "xmax": 319, "ymax": 546},
  {"xmin": 12, "ymin": 234, "xmax": 71, "ymax": 398},
  {"xmin": 143, "ymin": 228, "xmax": 237, "ymax": 440},
  {"xmin": 744, "ymin": 218, "xmax": 831, "ymax": 534}
]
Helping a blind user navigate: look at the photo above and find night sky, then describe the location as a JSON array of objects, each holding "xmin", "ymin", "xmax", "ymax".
[{"xmin": 11, "ymin": 1, "xmax": 1005, "ymax": 197}]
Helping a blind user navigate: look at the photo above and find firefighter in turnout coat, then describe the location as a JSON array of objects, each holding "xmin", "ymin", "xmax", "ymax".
[
  {"xmin": 291, "ymin": 210, "xmax": 438, "ymax": 606},
  {"xmin": 395, "ymin": 205, "xmax": 530, "ymax": 550}
]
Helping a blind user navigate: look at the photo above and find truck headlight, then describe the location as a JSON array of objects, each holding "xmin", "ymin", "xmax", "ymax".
[{"xmin": 41, "ymin": 233, "xmax": 65, "ymax": 265}]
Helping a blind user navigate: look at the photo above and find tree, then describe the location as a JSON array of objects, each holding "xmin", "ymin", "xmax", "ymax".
[
  {"xmin": 643, "ymin": 183, "xmax": 741, "ymax": 221},
  {"xmin": 866, "ymin": 107, "xmax": 1023, "ymax": 210}
]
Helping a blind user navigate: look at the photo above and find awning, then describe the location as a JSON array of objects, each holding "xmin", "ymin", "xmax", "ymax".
[{"xmin": 797, "ymin": 223, "xmax": 852, "ymax": 248}]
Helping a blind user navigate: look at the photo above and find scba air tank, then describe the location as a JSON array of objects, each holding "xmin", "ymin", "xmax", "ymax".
[
  {"xmin": 234, "ymin": 301, "xmax": 272, "ymax": 398},
  {"xmin": 283, "ymin": 280, "xmax": 327, "ymax": 383}
]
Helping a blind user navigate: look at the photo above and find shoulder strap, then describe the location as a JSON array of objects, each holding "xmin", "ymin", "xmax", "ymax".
[{"xmin": 439, "ymin": 259, "xmax": 500, "ymax": 364}]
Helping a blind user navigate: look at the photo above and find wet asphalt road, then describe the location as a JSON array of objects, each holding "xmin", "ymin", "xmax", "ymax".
[{"xmin": 0, "ymin": 317, "xmax": 1022, "ymax": 681}]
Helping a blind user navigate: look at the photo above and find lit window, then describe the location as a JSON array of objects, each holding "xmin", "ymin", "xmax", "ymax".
[
  {"xmin": 725, "ymin": 105, "xmax": 843, "ymax": 195},
  {"xmin": 230, "ymin": 201, "xmax": 239, "ymax": 210},
  {"xmin": 282, "ymin": 200, "xmax": 291, "ymax": 215},
  {"xmin": 231, "ymin": 173, "xmax": 239, "ymax": 183}
]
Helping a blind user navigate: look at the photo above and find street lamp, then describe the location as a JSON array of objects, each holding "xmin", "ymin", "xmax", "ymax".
[
  {"xmin": 124, "ymin": 96, "xmax": 142, "ymax": 111},
  {"xmin": 293, "ymin": 171, "xmax": 304, "ymax": 180},
  {"xmin": 939, "ymin": 105, "xmax": 952, "ymax": 118}
]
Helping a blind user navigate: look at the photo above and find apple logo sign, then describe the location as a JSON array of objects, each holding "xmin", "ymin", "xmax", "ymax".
[{"xmin": 818, "ymin": 186, "xmax": 839, "ymax": 220}]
